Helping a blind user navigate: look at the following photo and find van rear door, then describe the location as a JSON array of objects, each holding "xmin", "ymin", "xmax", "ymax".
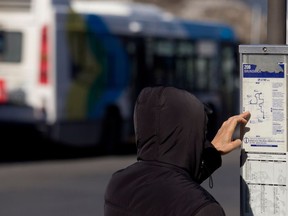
[
  {"xmin": 0, "ymin": 1, "xmax": 42, "ymax": 123},
  {"xmin": 0, "ymin": 30, "xmax": 4, "ymax": 54}
]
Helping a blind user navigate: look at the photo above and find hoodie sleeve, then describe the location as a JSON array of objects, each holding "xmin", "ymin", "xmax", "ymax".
[{"xmin": 196, "ymin": 141, "xmax": 222, "ymax": 183}]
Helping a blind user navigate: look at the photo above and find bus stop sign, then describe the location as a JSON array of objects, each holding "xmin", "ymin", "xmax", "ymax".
[{"xmin": 239, "ymin": 45, "xmax": 288, "ymax": 216}]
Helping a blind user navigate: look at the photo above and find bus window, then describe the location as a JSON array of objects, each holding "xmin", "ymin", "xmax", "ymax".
[
  {"xmin": 195, "ymin": 57, "xmax": 210, "ymax": 90},
  {"xmin": 132, "ymin": 37, "xmax": 177, "ymax": 88},
  {"xmin": 152, "ymin": 39, "xmax": 176, "ymax": 86},
  {"xmin": 195, "ymin": 40, "xmax": 217, "ymax": 92},
  {"xmin": 0, "ymin": 31, "xmax": 22, "ymax": 63},
  {"xmin": 155, "ymin": 40, "xmax": 174, "ymax": 57},
  {"xmin": 175, "ymin": 58, "xmax": 186, "ymax": 87},
  {"xmin": 220, "ymin": 43, "xmax": 239, "ymax": 115},
  {"xmin": 122, "ymin": 38, "xmax": 137, "ymax": 87},
  {"xmin": 186, "ymin": 59, "xmax": 195, "ymax": 90},
  {"xmin": 175, "ymin": 41, "xmax": 195, "ymax": 89},
  {"xmin": 221, "ymin": 44, "xmax": 237, "ymax": 92},
  {"xmin": 145, "ymin": 38, "xmax": 154, "ymax": 70}
]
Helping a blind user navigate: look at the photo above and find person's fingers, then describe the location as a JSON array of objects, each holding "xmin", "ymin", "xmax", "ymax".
[
  {"xmin": 212, "ymin": 112, "xmax": 251, "ymax": 155},
  {"xmin": 232, "ymin": 112, "xmax": 251, "ymax": 128},
  {"xmin": 239, "ymin": 111, "xmax": 251, "ymax": 122},
  {"xmin": 224, "ymin": 116, "xmax": 243, "ymax": 135}
]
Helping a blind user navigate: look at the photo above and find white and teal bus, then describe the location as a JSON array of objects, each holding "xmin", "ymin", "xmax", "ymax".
[{"xmin": 0, "ymin": 0, "xmax": 239, "ymax": 149}]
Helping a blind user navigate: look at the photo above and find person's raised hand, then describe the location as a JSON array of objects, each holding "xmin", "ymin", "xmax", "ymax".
[{"xmin": 211, "ymin": 111, "xmax": 251, "ymax": 155}]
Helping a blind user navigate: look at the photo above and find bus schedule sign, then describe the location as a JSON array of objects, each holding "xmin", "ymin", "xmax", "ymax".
[{"xmin": 239, "ymin": 45, "xmax": 288, "ymax": 216}]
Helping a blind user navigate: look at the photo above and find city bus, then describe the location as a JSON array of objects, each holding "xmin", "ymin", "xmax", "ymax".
[{"xmin": 0, "ymin": 0, "xmax": 239, "ymax": 150}]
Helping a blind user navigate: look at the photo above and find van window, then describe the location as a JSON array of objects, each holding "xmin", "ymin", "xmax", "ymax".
[{"xmin": 0, "ymin": 32, "xmax": 22, "ymax": 63}]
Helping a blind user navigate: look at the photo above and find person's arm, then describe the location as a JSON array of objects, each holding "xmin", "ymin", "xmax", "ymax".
[
  {"xmin": 196, "ymin": 111, "xmax": 251, "ymax": 183},
  {"xmin": 211, "ymin": 111, "xmax": 251, "ymax": 155},
  {"xmin": 196, "ymin": 140, "xmax": 221, "ymax": 183}
]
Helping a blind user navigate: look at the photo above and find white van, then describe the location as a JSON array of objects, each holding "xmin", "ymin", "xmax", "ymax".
[{"xmin": 0, "ymin": 0, "xmax": 98, "ymax": 146}]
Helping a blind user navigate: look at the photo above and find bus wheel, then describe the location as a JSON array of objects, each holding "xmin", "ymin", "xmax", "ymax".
[{"xmin": 100, "ymin": 104, "xmax": 123, "ymax": 154}]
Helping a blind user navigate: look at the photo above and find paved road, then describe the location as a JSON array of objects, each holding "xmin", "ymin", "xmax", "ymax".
[{"xmin": 0, "ymin": 150, "xmax": 241, "ymax": 216}]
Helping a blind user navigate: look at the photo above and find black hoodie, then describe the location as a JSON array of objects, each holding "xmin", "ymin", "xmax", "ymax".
[{"xmin": 104, "ymin": 86, "xmax": 225, "ymax": 216}]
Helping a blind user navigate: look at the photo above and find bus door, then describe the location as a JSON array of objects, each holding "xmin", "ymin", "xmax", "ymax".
[{"xmin": 133, "ymin": 37, "xmax": 150, "ymax": 95}]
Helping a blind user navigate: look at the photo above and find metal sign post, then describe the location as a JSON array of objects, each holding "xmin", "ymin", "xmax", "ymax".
[{"xmin": 240, "ymin": 45, "xmax": 288, "ymax": 216}]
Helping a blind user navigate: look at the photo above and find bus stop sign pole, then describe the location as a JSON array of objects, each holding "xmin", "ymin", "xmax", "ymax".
[
  {"xmin": 239, "ymin": 1, "xmax": 288, "ymax": 215},
  {"xmin": 267, "ymin": 0, "xmax": 286, "ymax": 44}
]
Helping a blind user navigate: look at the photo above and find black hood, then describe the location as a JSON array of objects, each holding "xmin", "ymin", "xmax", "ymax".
[{"xmin": 134, "ymin": 86, "xmax": 208, "ymax": 180}]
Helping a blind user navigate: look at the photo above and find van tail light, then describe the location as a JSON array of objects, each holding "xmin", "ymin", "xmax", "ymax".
[
  {"xmin": 0, "ymin": 79, "xmax": 7, "ymax": 103},
  {"xmin": 39, "ymin": 25, "xmax": 49, "ymax": 85}
]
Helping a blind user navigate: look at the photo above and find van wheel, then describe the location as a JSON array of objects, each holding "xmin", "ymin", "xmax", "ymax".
[{"xmin": 100, "ymin": 105, "xmax": 123, "ymax": 154}]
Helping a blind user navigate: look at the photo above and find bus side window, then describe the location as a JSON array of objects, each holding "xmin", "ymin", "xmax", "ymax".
[
  {"xmin": 152, "ymin": 39, "xmax": 175, "ymax": 86},
  {"xmin": 175, "ymin": 41, "xmax": 195, "ymax": 89},
  {"xmin": 195, "ymin": 57, "xmax": 209, "ymax": 91},
  {"xmin": 220, "ymin": 45, "xmax": 235, "ymax": 92},
  {"xmin": 195, "ymin": 40, "xmax": 217, "ymax": 92},
  {"xmin": 220, "ymin": 43, "xmax": 239, "ymax": 115},
  {"xmin": 185, "ymin": 58, "xmax": 195, "ymax": 90}
]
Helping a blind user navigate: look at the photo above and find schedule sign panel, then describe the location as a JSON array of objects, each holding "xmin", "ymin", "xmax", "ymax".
[{"xmin": 240, "ymin": 45, "xmax": 288, "ymax": 216}]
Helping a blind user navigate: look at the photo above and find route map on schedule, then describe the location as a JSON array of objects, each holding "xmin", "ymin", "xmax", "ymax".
[
  {"xmin": 242, "ymin": 152, "xmax": 288, "ymax": 216},
  {"xmin": 242, "ymin": 63, "xmax": 287, "ymax": 152}
]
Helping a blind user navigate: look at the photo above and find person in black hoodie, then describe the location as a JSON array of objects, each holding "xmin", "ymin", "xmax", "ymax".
[{"xmin": 104, "ymin": 86, "xmax": 250, "ymax": 216}]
